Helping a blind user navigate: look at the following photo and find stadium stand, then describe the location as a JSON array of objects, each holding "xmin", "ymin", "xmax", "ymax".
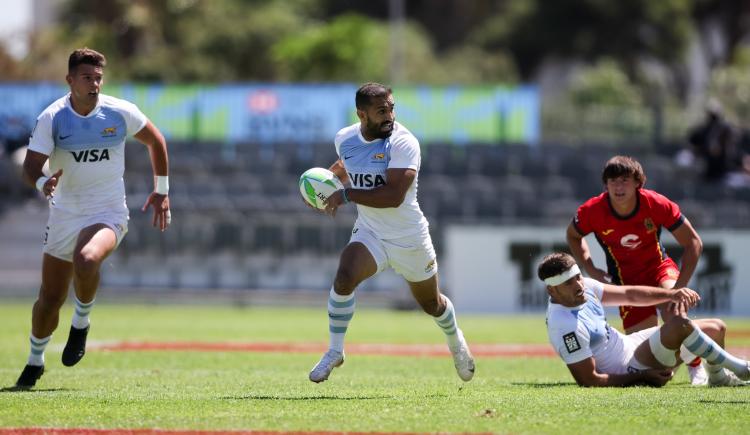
[{"xmin": 2, "ymin": 139, "xmax": 747, "ymax": 294}]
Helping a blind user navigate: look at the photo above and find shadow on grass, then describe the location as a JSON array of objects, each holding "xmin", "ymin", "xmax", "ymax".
[
  {"xmin": 221, "ymin": 394, "xmax": 393, "ymax": 401},
  {"xmin": 698, "ymin": 399, "xmax": 750, "ymax": 405},
  {"xmin": 510, "ymin": 382, "xmax": 577, "ymax": 388},
  {"xmin": 0, "ymin": 386, "xmax": 70, "ymax": 393}
]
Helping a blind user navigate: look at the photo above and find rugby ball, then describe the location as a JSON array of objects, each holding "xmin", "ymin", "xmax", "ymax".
[{"xmin": 299, "ymin": 167, "xmax": 344, "ymax": 210}]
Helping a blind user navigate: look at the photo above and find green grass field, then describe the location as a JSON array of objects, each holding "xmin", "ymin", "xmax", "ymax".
[{"xmin": 1, "ymin": 302, "xmax": 750, "ymax": 434}]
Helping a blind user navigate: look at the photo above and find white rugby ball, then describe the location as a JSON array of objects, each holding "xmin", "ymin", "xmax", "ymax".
[{"xmin": 299, "ymin": 167, "xmax": 344, "ymax": 209}]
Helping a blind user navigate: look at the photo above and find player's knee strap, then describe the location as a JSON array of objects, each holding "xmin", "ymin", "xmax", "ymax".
[{"xmin": 649, "ymin": 329, "xmax": 677, "ymax": 367}]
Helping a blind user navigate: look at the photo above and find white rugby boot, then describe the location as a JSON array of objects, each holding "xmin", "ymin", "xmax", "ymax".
[
  {"xmin": 709, "ymin": 368, "xmax": 750, "ymax": 387},
  {"xmin": 309, "ymin": 349, "xmax": 344, "ymax": 383},
  {"xmin": 449, "ymin": 329, "xmax": 475, "ymax": 382},
  {"xmin": 687, "ymin": 362, "xmax": 709, "ymax": 386}
]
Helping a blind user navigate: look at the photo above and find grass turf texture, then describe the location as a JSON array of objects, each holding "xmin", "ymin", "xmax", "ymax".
[{"xmin": 1, "ymin": 302, "xmax": 750, "ymax": 433}]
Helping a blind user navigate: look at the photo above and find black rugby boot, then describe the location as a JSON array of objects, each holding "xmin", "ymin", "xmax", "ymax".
[
  {"xmin": 62, "ymin": 325, "xmax": 89, "ymax": 367},
  {"xmin": 15, "ymin": 364, "xmax": 44, "ymax": 389}
]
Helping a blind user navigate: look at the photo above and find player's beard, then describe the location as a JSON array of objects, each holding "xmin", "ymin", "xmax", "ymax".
[{"xmin": 365, "ymin": 118, "xmax": 394, "ymax": 139}]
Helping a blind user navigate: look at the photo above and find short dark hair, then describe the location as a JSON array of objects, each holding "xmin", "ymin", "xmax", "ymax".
[
  {"xmin": 601, "ymin": 155, "xmax": 646, "ymax": 187},
  {"xmin": 537, "ymin": 252, "xmax": 577, "ymax": 282},
  {"xmin": 355, "ymin": 82, "xmax": 392, "ymax": 110},
  {"xmin": 68, "ymin": 48, "xmax": 106, "ymax": 73}
]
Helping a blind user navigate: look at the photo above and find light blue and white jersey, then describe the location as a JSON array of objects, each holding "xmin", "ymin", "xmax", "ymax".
[
  {"xmin": 335, "ymin": 121, "xmax": 428, "ymax": 239},
  {"xmin": 546, "ymin": 277, "xmax": 629, "ymax": 372},
  {"xmin": 28, "ymin": 94, "xmax": 148, "ymax": 215}
]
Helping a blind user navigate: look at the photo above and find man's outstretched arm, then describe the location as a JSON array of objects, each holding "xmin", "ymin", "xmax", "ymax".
[
  {"xmin": 600, "ymin": 284, "xmax": 700, "ymax": 308},
  {"xmin": 567, "ymin": 357, "xmax": 673, "ymax": 387}
]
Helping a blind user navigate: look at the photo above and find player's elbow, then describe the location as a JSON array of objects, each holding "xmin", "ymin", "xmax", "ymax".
[
  {"xmin": 692, "ymin": 236, "xmax": 703, "ymax": 256},
  {"xmin": 566, "ymin": 226, "xmax": 583, "ymax": 246},
  {"xmin": 391, "ymin": 194, "xmax": 407, "ymax": 208},
  {"xmin": 383, "ymin": 190, "xmax": 406, "ymax": 208},
  {"xmin": 575, "ymin": 377, "xmax": 601, "ymax": 388},
  {"xmin": 572, "ymin": 372, "xmax": 604, "ymax": 387}
]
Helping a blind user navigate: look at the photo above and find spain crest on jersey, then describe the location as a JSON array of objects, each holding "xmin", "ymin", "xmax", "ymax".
[{"xmin": 644, "ymin": 218, "xmax": 656, "ymax": 233}]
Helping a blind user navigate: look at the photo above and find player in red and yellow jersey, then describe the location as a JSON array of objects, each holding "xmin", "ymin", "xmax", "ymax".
[{"xmin": 566, "ymin": 155, "xmax": 706, "ymax": 384}]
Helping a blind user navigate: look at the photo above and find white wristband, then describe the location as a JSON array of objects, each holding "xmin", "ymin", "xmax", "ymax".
[
  {"xmin": 35, "ymin": 176, "xmax": 49, "ymax": 192},
  {"xmin": 155, "ymin": 175, "xmax": 169, "ymax": 195}
]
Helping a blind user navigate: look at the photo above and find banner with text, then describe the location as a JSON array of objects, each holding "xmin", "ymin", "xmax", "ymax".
[{"xmin": 0, "ymin": 84, "xmax": 538, "ymax": 146}]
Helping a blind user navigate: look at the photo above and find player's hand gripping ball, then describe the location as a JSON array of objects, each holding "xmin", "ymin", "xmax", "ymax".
[{"xmin": 299, "ymin": 167, "xmax": 345, "ymax": 210}]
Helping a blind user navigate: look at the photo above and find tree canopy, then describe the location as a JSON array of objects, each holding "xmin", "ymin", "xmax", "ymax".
[{"xmin": 3, "ymin": 0, "xmax": 748, "ymax": 102}]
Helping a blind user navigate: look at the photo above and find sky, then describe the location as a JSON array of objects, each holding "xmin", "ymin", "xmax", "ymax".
[{"xmin": 0, "ymin": 0, "xmax": 33, "ymax": 59}]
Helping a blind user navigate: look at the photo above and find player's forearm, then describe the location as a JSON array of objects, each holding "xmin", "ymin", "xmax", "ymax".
[
  {"xmin": 22, "ymin": 165, "xmax": 42, "ymax": 187},
  {"xmin": 579, "ymin": 371, "xmax": 654, "ymax": 387},
  {"xmin": 21, "ymin": 154, "xmax": 47, "ymax": 187},
  {"xmin": 566, "ymin": 232, "xmax": 596, "ymax": 275},
  {"xmin": 329, "ymin": 160, "xmax": 350, "ymax": 185},
  {"xmin": 620, "ymin": 286, "xmax": 674, "ymax": 306},
  {"xmin": 146, "ymin": 142, "xmax": 169, "ymax": 176},
  {"xmin": 345, "ymin": 187, "xmax": 405, "ymax": 208},
  {"xmin": 673, "ymin": 244, "xmax": 702, "ymax": 289},
  {"xmin": 135, "ymin": 121, "xmax": 169, "ymax": 176}
]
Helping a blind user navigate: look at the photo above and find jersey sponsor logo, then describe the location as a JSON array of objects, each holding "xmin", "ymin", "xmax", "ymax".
[
  {"xmin": 59, "ymin": 134, "xmax": 73, "ymax": 140},
  {"xmin": 562, "ymin": 332, "xmax": 581, "ymax": 353},
  {"xmin": 71, "ymin": 148, "xmax": 110, "ymax": 162},
  {"xmin": 601, "ymin": 229, "xmax": 614, "ymax": 235},
  {"xmin": 101, "ymin": 126, "xmax": 117, "ymax": 137},
  {"xmin": 348, "ymin": 172, "xmax": 386, "ymax": 188},
  {"xmin": 620, "ymin": 234, "xmax": 641, "ymax": 249},
  {"xmin": 344, "ymin": 155, "xmax": 353, "ymax": 160},
  {"xmin": 643, "ymin": 218, "xmax": 656, "ymax": 233},
  {"xmin": 352, "ymin": 227, "xmax": 359, "ymax": 234}
]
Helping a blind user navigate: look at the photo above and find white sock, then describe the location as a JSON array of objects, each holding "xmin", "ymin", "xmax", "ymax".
[
  {"xmin": 679, "ymin": 346, "xmax": 699, "ymax": 364},
  {"xmin": 328, "ymin": 288, "xmax": 355, "ymax": 353},
  {"xmin": 72, "ymin": 296, "xmax": 94, "ymax": 329},
  {"xmin": 434, "ymin": 296, "xmax": 461, "ymax": 350},
  {"xmin": 683, "ymin": 329, "xmax": 749, "ymax": 378},
  {"xmin": 27, "ymin": 334, "xmax": 51, "ymax": 366}
]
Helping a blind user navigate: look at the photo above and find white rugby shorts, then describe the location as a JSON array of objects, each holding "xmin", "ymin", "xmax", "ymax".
[
  {"xmin": 349, "ymin": 225, "xmax": 437, "ymax": 283},
  {"xmin": 624, "ymin": 326, "xmax": 661, "ymax": 372},
  {"xmin": 43, "ymin": 207, "xmax": 129, "ymax": 262}
]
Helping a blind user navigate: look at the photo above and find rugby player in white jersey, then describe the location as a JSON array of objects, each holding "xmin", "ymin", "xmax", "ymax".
[
  {"xmin": 307, "ymin": 82, "xmax": 475, "ymax": 383},
  {"xmin": 540, "ymin": 252, "xmax": 750, "ymax": 387},
  {"xmin": 14, "ymin": 48, "xmax": 171, "ymax": 389}
]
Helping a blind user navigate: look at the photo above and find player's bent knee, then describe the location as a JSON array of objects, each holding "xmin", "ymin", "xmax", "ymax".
[
  {"xmin": 333, "ymin": 271, "xmax": 358, "ymax": 295},
  {"xmin": 72, "ymin": 252, "xmax": 102, "ymax": 277},
  {"xmin": 36, "ymin": 292, "xmax": 67, "ymax": 311},
  {"xmin": 697, "ymin": 318, "xmax": 726, "ymax": 337},
  {"xmin": 663, "ymin": 315, "xmax": 692, "ymax": 334},
  {"xmin": 648, "ymin": 329, "xmax": 678, "ymax": 367},
  {"xmin": 710, "ymin": 318, "xmax": 727, "ymax": 333}
]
